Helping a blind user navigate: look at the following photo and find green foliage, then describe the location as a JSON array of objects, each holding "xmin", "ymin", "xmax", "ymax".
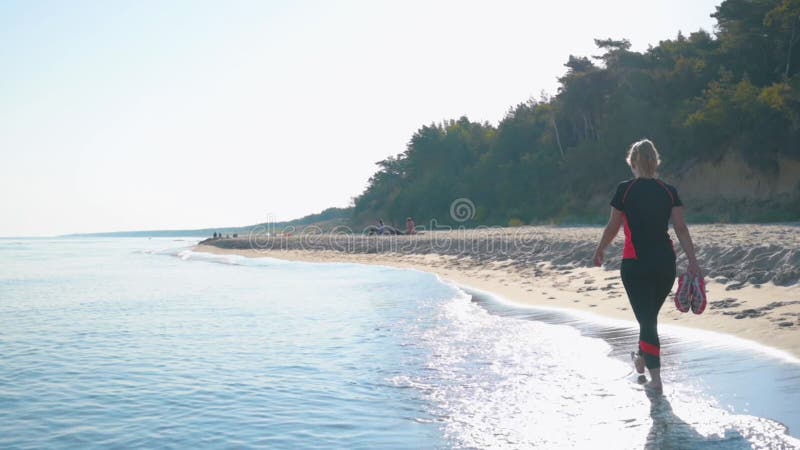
[
  {"xmin": 352, "ymin": 0, "xmax": 800, "ymax": 226},
  {"xmin": 508, "ymin": 218, "xmax": 525, "ymax": 227}
]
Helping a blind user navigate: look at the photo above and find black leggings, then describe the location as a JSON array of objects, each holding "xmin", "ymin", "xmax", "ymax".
[{"xmin": 621, "ymin": 257, "xmax": 676, "ymax": 370}]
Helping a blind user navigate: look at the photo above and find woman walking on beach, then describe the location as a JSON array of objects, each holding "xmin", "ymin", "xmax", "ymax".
[{"xmin": 593, "ymin": 139, "xmax": 700, "ymax": 394}]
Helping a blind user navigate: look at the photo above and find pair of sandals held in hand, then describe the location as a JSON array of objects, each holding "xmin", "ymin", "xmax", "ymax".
[{"xmin": 674, "ymin": 273, "xmax": 707, "ymax": 314}]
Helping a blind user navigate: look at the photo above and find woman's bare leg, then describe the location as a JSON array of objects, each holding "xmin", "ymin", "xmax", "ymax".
[{"xmin": 645, "ymin": 368, "xmax": 663, "ymax": 394}]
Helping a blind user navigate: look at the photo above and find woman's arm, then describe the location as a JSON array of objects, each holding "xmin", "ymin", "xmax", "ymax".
[
  {"xmin": 670, "ymin": 206, "xmax": 701, "ymax": 276},
  {"xmin": 593, "ymin": 208, "xmax": 624, "ymax": 266}
]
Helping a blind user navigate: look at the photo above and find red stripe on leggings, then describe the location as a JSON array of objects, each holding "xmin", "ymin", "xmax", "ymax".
[{"xmin": 640, "ymin": 341, "xmax": 660, "ymax": 356}]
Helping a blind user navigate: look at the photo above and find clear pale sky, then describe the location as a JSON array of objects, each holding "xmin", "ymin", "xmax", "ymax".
[{"xmin": 0, "ymin": 0, "xmax": 722, "ymax": 236}]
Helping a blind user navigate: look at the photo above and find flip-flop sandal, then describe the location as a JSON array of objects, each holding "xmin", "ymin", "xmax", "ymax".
[
  {"xmin": 690, "ymin": 275, "xmax": 707, "ymax": 315},
  {"xmin": 674, "ymin": 273, "xmax": 691, "ymax": 313}
]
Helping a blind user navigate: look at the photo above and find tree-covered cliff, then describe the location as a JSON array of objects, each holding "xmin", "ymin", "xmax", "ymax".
[{"xmin": 353, "ymin": 0, "xmax": 800, "ymax": 228}]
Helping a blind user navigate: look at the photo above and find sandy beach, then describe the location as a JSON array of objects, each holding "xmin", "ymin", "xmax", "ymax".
[{"xmin": 195, "ymin": 224, "xmax": 800, "ymax": 358}]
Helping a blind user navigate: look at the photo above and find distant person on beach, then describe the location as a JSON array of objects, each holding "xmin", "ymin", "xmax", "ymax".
[
  {"xmin": 406, "ymin": 217, "xmax": 416, "ymax": 235},
  {"xmin": 592, "ymin": 138, "xmax": 700, "ymax": 395},
  {"xmin": 377, "ymin": 219, "xmax": 385, "ymax": 235}
]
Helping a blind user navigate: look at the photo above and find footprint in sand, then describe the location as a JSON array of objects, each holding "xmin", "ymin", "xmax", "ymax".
[
  {"xmin": 725, "ymin": 282, "xmax": 747, "ymax": 291},
  {"xmin": 725, "ymin": 300, "xmax": 800, "ymax": 320},
  {"xmin": 710, "ymin": 298, "xmax": 742, "ymax": 309}
]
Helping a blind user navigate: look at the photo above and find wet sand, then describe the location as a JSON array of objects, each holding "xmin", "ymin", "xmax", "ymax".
[{"xmin": 194, "ymin": 224, "xmax": 800, "ymax": 358}]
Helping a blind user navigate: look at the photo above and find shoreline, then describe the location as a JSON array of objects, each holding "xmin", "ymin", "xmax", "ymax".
[{"xmin": 193, "ymin": 239, "xmax": 800, "ymax": 359}]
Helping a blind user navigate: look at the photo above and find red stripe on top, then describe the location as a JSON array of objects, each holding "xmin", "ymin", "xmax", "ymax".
[
  {"xmin": 654, "ymin": 179, "xmax": 674, "ymax": 205},
  {"xmin": 640, "ymin": 340, "xmax": 660, "ymax": 356},
  {"xmin": 622, "ymin": 214, "xmax": 637, "ymax": 259},
  {"xmin": 621, "ymin": 179, "xmax": 639, "ymax": 205}
]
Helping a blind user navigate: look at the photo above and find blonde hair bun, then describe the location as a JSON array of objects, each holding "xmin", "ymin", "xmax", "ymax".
[{"xmin": 626, "ymin": 139, "xmax": 661, "ymax": 177}]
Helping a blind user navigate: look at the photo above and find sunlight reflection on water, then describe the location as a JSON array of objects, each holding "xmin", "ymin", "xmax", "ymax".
[
  {"xmin": 1, "ymin": 238, "xmax": 798, "ymax": 449},
  {"xmin": 428, "ymin": 287, "xmax": 800, "ymax": 449}
]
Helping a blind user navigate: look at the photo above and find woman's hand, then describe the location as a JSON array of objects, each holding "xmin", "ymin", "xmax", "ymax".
[
  {"xmin": 593, "ymin": 248, "xmax": 604, "ymax": 267},
  {"xmin": 687, "ymin": 260, "xmax": 702, "ymax": 277},
  {"xmin": 595, "ymin": 208, "xmax": 622, "ymax": 269}
]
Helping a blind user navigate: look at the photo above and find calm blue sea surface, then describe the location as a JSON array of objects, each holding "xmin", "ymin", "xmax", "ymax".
[{"xmin": 1, "ymin": 238, "xmax": 798, "ymax": 449}]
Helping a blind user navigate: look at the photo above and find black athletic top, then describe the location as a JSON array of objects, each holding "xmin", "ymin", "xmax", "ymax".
[{"xmin": 610, "ymin": 178, "xmax": 682, "ymax": 260}]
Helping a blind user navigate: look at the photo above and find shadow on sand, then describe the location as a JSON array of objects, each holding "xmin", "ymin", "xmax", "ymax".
[{"xmin": 645, "ymin": 394, "xmax": 748, "ymax": 449}]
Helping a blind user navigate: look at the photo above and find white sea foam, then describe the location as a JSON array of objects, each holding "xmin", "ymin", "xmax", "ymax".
[
  {"xmin": 458, "ymin": 281, "xmax": 800, "ymax": 366},
  {"xmin": 393, "ymin": 287, "xmax": 800, "ymax": 449}
]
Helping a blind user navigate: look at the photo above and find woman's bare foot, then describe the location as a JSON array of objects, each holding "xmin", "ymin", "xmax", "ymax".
[
  {"xmin": 645, "ymin": 368, "xmax": 663, "ymax": 395},
  {"xmin": 644, "ymin": 381, "xmax": 663, "ymax": 396},
  {"xmin": 631, "ymin": 352, "xmax": 645, "ymax": 374}
]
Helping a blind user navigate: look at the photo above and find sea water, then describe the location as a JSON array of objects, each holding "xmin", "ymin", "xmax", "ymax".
[{"xmin": 0, "ymin": 238, "xmax": 798, "ymax": 449}]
